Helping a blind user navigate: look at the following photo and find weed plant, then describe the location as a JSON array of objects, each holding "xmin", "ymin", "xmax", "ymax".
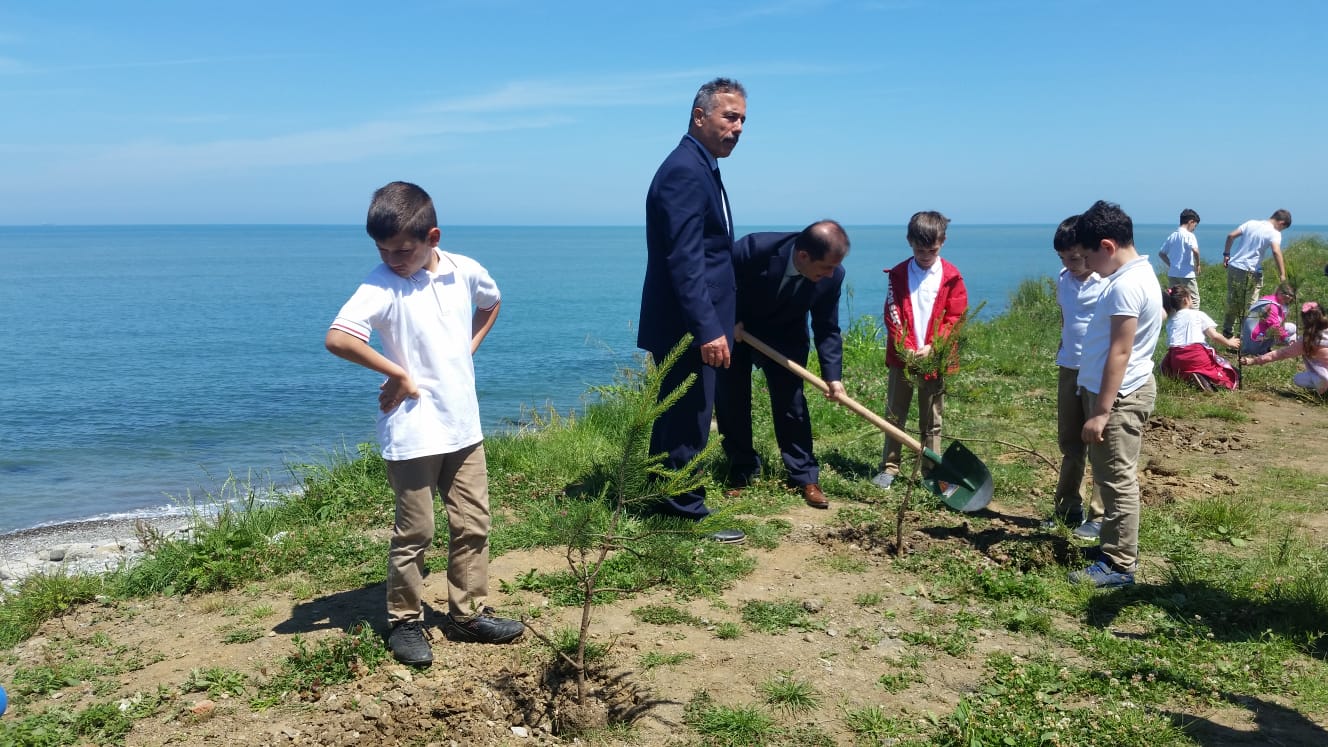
[
  {"xmin": 639, "ymin": 651, "xmax": 693, "ymax": 670},
  {"xmin": 252, "ymin": 622, "xmax": 386, "ymax": 708},
  {"xmin": 759, "ymin": 670, "xmax": 820, "ymax": 713}
]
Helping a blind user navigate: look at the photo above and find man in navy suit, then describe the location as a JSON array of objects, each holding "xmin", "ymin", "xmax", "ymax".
[
  {"xmin": 638, "ymin": 78, "xmax": 747, "ymax": 543},
  {"xmin": 716, "ymin": 221, "xmax": 849, "ymax": 510}
]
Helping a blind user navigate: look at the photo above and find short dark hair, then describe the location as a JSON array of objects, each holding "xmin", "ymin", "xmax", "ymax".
[
  {"xmin": 1180, "ymin": 208, "xmax": 1200, "ymax": 225},
  {"xmin": 795, "ymin": 220, "xmax": 850, "ymax": 261},
  {"xmin": 691, "ymin": 78, "xmax": 746, "ymax": 118},
  {"xmin": 1053, "ymin": 215, "xmax": 1078, "ymax": 252},
  {"xmin": 366, "ymin": 181, "xmax": 437, "ymax": 242},
  {"xmin": 1074, "ymin": 200, "xmax": 1133, "ymax": 251},
  {"xmin": 1271, "ymin": 208, "xmax": 1292, "ymax": 228},
  {"xmin": 907, "ymin": 211, "xmax": 950, "ymax": 247}
]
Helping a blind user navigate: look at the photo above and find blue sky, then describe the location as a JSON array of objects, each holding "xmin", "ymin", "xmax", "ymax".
[{"xmin": 1, "ymin": 0, "xmax": 1324, "ymax": 226}]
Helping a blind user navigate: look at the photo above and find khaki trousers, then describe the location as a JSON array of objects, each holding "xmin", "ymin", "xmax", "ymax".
[
  {"xmin": 384, "ymin": 442, "xmax": 491, "ymax": 623},
  {"xmin": 1084, "ymin": 377, "xmax": 1156, "ymax": 572},
  {"xmin": 881, "ymin": 366, "xmax": 944, "ymax": 475},
  {"xmin": 1223, "ymin": 266, "xmax": 1263, "ymax": 336},
  {"xmin": 1167, "ymin": 275, "xmax": 1200, "ymax": 309},
  {"xmin": 1055, "ymin": 366, "xmax": 1104, "ymax": 521}
]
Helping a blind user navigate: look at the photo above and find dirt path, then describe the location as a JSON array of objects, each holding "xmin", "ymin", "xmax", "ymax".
[{"xmin": 3, "ymin": 393, "xmax": 1326, "ymax": 746}]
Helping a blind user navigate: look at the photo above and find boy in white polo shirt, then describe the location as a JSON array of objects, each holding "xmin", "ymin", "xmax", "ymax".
[
  {"xmin": 1221, "ymin": 209, "xmax": 1291, "ymax": 338},
  {"xmin": 1158, "ymin": 208, "xmax": 1202, "ymax": 308},
  {"xmin": 1070, "ymin": 201, "xmax": 1162, "ymax": 588},
  {"xmin": 326, "ymin": 181, "xmax": 523, "ymax": 666},
  {"xmin": 1044, "ymin": 216, "xmax": 1106, "ymax": 539}
]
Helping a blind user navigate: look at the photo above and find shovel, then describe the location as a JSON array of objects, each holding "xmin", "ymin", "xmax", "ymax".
[{"xmin": 736, "ymin": 330, "xmax": 994, "ymax": 512}]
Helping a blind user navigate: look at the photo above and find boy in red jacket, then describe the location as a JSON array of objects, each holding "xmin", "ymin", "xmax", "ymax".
[{"xmin": 872, "ymin": 211, "xmax": 969, "ymax": 489}]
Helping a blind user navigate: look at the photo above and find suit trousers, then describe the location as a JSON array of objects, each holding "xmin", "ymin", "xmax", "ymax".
[
  {"xmin": 1084, "ymin": 376, "xmax": 1156, "ymax": 573},
  {"xmin": 384, "ymin": 442, "xmax": 491, "ymax": 623},
  {"xmin": 716, "ymin": 341, "xmax": 819, "ymax": 486},
  {"xmin": 881, "ymin": 366, "xmax": 944, "ymax": 476},
  {"xmin": 649, "ymin": 345, "xmax": 717, "ymax": 519}
]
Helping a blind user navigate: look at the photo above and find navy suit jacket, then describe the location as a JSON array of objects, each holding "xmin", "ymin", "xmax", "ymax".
[
  {"xmin": 638, "ymin": 136, "xmax": 736, "ymax": 355},
  {"xmin": 732, "ymin": 231, "xmax": 844, "ymax": 383}
]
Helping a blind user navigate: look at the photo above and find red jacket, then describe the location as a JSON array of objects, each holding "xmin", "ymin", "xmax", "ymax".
[{"xmin": 883, "ymin": 258, "xmax": 968, "ymax": 377}]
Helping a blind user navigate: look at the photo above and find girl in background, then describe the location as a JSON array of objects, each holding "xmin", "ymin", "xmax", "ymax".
[
  {"xmin": 1241, "ymin": 283, "xmax": 1297, "ymax": 355},
  {"xmin": 1241, "ymin": 301, "xmax": 1328, "ymax": 395},
  {"xmin": 1160, "ymin": 285, "xmax": 1240, "ymax": 391}
]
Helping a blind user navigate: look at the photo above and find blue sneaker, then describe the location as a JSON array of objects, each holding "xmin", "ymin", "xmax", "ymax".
[
  {"xmin": 871, "ymin": 472, "xmax": 896, "ymax": 489},
  {"xmin": 1068, "ymin": 560, "xmax": 1134, "ymax": 588},
  {"xmin": 1072, "ymin": 520, "xmax": 1102, "ymax": 541}
]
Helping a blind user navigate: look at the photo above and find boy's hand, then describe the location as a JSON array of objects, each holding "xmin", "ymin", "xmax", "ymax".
[
  {"xmin": 1081, "ymin": 413, "xmax": 1108, "ymax": 444},
  {"xmin": 916, "ymin": 344, "xmax": 933, "ymax": 358},
  {"xmin": 379, "ymin": 374, "xmax": 420, "ymax": 412}
]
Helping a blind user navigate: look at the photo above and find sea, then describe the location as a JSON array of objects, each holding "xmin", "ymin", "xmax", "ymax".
[{"xmin": 2, "ymin": 223, "xmax": 1323, "ymax": 536}]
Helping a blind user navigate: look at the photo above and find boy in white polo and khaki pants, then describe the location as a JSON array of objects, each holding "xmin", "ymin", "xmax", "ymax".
[
  {"xmin": 326, "ymin": 181, "xmax": 524, "ymax": 666},
  {"xmin": 1069, "ymin": 200, "xmax": 1163, "ymax": 588}
]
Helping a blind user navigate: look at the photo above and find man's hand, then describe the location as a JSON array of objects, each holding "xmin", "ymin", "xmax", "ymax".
[
  {"xmin": 1081, "ymin": 413, "xmax": 1108, "ymax": 445},
  {"xmin": 379, "ymin": 374, "xmax": 420, "ymax": 413},
  {"xmin": 825, "ymin": 380, "xmax": 846, "ymax": 402},
  {"xmin": 916, "ymin": 343, "xmax": 933, "ymax": 358},
  {"xmin": 701, "ymin": 335, "xmax": 731, "ymax": 368}
]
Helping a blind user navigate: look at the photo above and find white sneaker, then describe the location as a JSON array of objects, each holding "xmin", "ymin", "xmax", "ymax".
[{"xmin": 871, "ymin": 471, "xmax": 896, "ymax": 489}]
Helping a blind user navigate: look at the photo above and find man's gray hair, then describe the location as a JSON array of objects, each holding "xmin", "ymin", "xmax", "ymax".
[{"xmin": 690, "ymin": 77, "xmax": 746, "ymax": 118}]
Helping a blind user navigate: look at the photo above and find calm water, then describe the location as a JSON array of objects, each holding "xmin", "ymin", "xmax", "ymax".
[{"xmin": 1, "ymin": 223, "xmax": 1322, "ymax": 534}]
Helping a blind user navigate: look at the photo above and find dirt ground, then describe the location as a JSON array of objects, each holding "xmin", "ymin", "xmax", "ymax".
[{"xmin": 4, "ymin": 391, "xmax": 1327, "ymax": 746}]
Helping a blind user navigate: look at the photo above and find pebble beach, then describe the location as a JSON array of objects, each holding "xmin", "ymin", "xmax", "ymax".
[{"xmin": 0, "ymin": 516, "xmax": 193, "ymax": 593}]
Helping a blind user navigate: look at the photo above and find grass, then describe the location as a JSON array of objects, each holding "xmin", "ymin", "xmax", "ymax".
[
  {"xmin": 759, "ymin": 670, "xmax": 820, "ymax": 714},
  {"xmin": 640, "ymin": 651, "xmax": 694, "ymax": 670},
  {"xmin": 181, "ymin": 666, "xmax": 248, "ymax": 698},
  {"xmin": 739, "ymin": 599, "xmax": 818, "ymax": 634},
  {"xmin": 683, "ymin": 690, "xmax": 777, "ymax": 746},
  {"xmin": 252, "ymin": 622, "xmax": 386, "ymax": 708},
  {"xmin": 631, "ymin": 603, "xmax": 704, "ymax": 627},
  {"xmin": 3, "ymin": 236, "xmax": 1327, "ymax": 745}
]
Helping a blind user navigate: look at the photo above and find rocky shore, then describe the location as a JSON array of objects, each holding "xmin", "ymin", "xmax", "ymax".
[{"xmin": 0, "ymin": 516, "xmax": 194, "ymax": 594}]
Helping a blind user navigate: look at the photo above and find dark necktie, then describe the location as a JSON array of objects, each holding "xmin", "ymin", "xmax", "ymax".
[
  {"xmin": 714, "ymin": 167, "xmax": 732, "ymax": 238},
  {"xmin": 776, "ymin": 275, "xmax": 803, "ymax": 305}
]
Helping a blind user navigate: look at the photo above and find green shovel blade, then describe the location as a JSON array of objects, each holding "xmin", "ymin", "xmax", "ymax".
[{"xmin": 920, "ymin": 441, "xmax": 994, "ymax": 513}]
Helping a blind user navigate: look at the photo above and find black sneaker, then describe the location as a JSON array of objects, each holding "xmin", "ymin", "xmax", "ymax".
[
  {"xmin": 387, "ymin": 620, "xmax": 433, "ymax": 666},
  {"xmin": 441, "ymin": 607, "xmax": 525, "ymax": 644}
]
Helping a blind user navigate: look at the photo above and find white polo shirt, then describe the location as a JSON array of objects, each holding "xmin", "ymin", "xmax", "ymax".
[
  {"xmin": 1056, "ymin": 268, "xmax": 1105, "ymax": 370},
  {"xmin": 1228, "ymin": 219, "xmax": 1281, "ymax": 273},
  {"xmin": 331, "ymin": 248, "xmax": 501, "ymax": 460},
  {"xmin": 1077, "ymin": 256, "xmax": 1163, "ymax": 397},
  {"xmin": 1160, "ymin": 227, "xmax": 1199, "ymax": 278},
  {"xmin": 1166, "ymin": 308, "xmax": 1218, "ymax": 347}
]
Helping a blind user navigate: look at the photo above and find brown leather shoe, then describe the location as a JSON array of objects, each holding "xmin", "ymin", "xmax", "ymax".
[{"xmin": 801, "ymin": 483, "xmax": 829, "ymax": 509}]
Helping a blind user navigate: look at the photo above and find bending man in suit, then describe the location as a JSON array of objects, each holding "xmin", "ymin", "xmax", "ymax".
[
  {"xmin": 717, "ymin": 220, "xmax": 849, "ymax": 510},
  {"xmin": 637, "ymin": 77, "xmax": 747, "ymax": 543}
]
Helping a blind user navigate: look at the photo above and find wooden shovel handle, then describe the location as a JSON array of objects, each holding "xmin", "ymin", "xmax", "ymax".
[{"xmin": 736, "ymin": 329, "xmax": 925, "ymax": 455}]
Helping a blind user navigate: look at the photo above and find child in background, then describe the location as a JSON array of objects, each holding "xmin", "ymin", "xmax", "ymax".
[
  {"xmin": 1160, "ymin": 285, "xmax": 1240, "ymax": 391},
  {"xmin": 1043, "ymin": 216, "xmax": 1107, "ymax": 539},
  {"xmin": 1158, "ymin": 209, "xmax": 1203, "ymax": 308},
  {"xmin": 1241, "ymin": 284, "xmax": 1297, "ymax": 355},
  {"xmin": 872, "ymin": 211, "xmax": 969, "ymax": 489},
  {"xmin": 1241, "ymin": 301, "xmax": 1328, "ymax": 395},
  {"xmin": 325, "ymin": 181, "xmax": 524, "ymax": 666}
]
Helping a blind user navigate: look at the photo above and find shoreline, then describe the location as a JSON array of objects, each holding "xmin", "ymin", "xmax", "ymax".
[{"xmin": 0, "ymin": 515, "xmax": 194, "ymax": 592}]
